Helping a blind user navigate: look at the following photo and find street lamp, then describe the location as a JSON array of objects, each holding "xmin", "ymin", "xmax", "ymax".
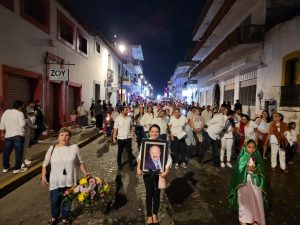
[{"xmin": 118, "ymin": 44, "xmax": 126, "ymax": 104}]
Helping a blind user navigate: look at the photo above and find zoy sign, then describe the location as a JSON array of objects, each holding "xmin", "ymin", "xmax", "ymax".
[{"xmin": 49, "ymin": 69, "xmax": 69, "ymax": 81}]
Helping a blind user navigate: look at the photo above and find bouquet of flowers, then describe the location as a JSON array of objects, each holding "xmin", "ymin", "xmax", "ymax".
[{"xmin": 63, "ymin": 176, "xmax": 110, "ymax": 205}]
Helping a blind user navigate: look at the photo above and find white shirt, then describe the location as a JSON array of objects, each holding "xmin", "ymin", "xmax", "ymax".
[
  {"xmin": 111, "ymin": 111, "xmax": 120, "ymax": 121},
  {"xmin": 152, "ymin": 118, "xmax": 168, "ymax": 135},
  {"xmin": 140, "ymin": 113, "xmax": 154, "ymax": 132},
  {"xmin": 222, "ymin": 119, "xmax": 234, "ymax": 139},
  {"xmin": 0, "ymin": 109, "xmax": 25, "ymax": 138},
  {"xmin": 42, "ymin": 144, "xmax": 83, "ymax": 191},
  {"xmin": 187, "ymin": 111, "xmax": 194, "ymax": 120},
  {"xmin": 114, "ymin": 115, "xmax": 132, "ymax": 139},
  {"xmin": 291, "ymin": 129, "xmax": 298, "ymax": 143},
  {"xmin": 77, "ymin": 105, "xmax": 88, "ymax": 116},
  {"xmin": 206, "ymin": 113, "xmax": 225, "ymax": 140},
  {"xmin": 236, "ymin": 120, "xmax": 258, "ymax": 140},
  {"xmin": 168, "ymin": 115, "xmax": 187, "ymax": 137},
  {"xmin": 270, "ymin": 123, "xmax": 280, "ymax": 144},
  {"xmin": 256, "ymin": 118, "xmax": 270, "ymax": 134},
  {"xmin": 201, "ymin": 109, "xmax": 212, "ymax": 125}
]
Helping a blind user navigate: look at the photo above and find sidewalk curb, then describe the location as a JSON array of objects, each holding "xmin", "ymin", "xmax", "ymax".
[{"xmin": 0, "ymin": 131, "xmax": 103, "ymax": 199}]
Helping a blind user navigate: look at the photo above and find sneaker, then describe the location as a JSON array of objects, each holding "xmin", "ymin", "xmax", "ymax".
[
  {"xmin": 181, "ymin": 162, "xmax": 187, "ymax": 169},
  {"xmin": 226, "ymin": 162, "xmax": 232, "ymax": 168},
  {"xmin": 21, "ymin": 163, "xmax": 25, "ymax": 168},
  {"xmin": 175, "ymin": 163, "xmax": 179, "ymax": 169},
  {"xmin": 220, "ymin": 162, "xmax": 225, "ymax": 168},
  {"xmin": 3, "ymin": 167, "xmax": 10, "ymax": 173},
  {"xmin": 13, "ymin": 167, "xmax": 28, "ymax": 174},
  {"xmin": 288, "ymin": 161, "xmax": 294, "ymax": 165},
  {"xmin": 24, "ymin": 159, "xmax": 32, "ymax": 165}
]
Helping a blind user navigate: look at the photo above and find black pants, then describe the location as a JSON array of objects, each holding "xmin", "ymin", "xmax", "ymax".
[
  {"xmin": 198, "ymin": 131, "xmax": 220, "ymax": 167},
  {"xmin": 96, "ymin": 114, "xmax": 103, "ymax": 129},
  {"xmin": 117, "ymin": 139, "xmax": 133, "ymax": 168},
  {"xmin": 143, "ymin": 174, "xmax": 160, "ymax": 217},
  {"xmin": 286, "ymin": 143, "xmax": 296, "ymax": 162},
  {"xmin": 172, "ymin": 137, "xmax": 187, "ymax": 164}
]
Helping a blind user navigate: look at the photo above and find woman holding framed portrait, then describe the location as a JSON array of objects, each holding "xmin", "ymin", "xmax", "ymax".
[{"xmin": 137, "ymin": 124, "xmax": 172, "ymax": 224}]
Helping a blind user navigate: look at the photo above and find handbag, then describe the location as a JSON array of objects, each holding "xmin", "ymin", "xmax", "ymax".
[
  {"xmin": 45, "ymin": 145, "xmax": 55, "ymax": 182},
  {"xmin": 158, "ymin": 176, "xmax": 170, "ymax": 189}
]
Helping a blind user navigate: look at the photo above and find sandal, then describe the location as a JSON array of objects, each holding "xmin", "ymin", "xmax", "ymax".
[
  {"xmin": 48, "ymin": 218, "xmax": 58, "ymax": 225},
  {"xmin": 62, "ymin": 219, "xmax": 70, "ymax": 225}
]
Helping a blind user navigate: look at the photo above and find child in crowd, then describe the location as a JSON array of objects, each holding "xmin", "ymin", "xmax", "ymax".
[
  {"xmin": 228, "ymin": 139, "xmax": 266, "ymax": 225},
  {"xmin": 70, "ymin": 110, "xmax": 78, "ymax": 126},
  {"xmin": 287, "ymin": 122, "xmax": 298, "ymax": 164}
]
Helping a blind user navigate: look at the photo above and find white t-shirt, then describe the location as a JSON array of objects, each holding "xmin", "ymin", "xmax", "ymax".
[
  {"xmin": 256, "ymin": 118, "xmax": 270, "ymax": 134},
  {"xmin": 140, "ymin": 113, "xmax": 154, "ymax": 132},
  {"xmin": 270, "ymin": 123, "xmax": 280, "ymax": 144},
  {"xmin": 152, "ymin": 118, "xmax": 168, "ymax": 135},
  {"xmin": 77, "ymin": 105, "xmax": 88, "ymax": 116},
  {"xmin": 222, "ymin": 119, "xmax": 234, "ymax": 139},
  {"xmin": 0, "ymin": 109, "xmax": 25, "ymax": 138},
  {"xmin": 201, "ymin": 110, "xmax": 212, "ymax": 125},
  {"xmin": 168, "ymin": 115, "xmax": 187, "ymax": 137},
  {"xmin": 43, "ymin": 144, "xmax": 84, "ymax": 191},
  {"xmin": 236, "ymin": 120, "xmax": 258, "ymax": 140},
  {"xmin": 114, "ymin": 115, "xmax": 132, "ymax": 139}
]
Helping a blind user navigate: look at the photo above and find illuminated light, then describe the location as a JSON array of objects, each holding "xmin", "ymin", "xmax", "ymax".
[
  {"xmin": 157, "ymin": 95, "xmax": 161, "ymax": 100},
  {"xmin": 118, "ymin": 44, "xmax": 126, "ymax": 53},
  {"xmin": 182, "ymin": 89, "xmax": 192, "ymax": 97}
]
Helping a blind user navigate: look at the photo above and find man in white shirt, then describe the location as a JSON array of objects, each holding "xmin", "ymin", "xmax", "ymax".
[
  {"xmin": 140, "ymin": 106, "xmax": 154, "ymax": 138},
  {"xmin": 0, "ymin": 100, "xmax": 27, "ymax": 173},
  {"xmin": 113, "ymin": 106, "xmax": 134, "ymax": 171},
  {"xmin": 77, "ymin": 101, "xmax": 88, "ymax": 128},
  {"xmin": 202, "ymin": 105, "xmax": 213, "ymax": 125},
  {"xmin": 198, "ymin": 110, "xmax": 226, "ymax": 169}
]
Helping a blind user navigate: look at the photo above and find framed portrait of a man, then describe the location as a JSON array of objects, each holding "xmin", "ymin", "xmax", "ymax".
[{"xmin": 140, "ymin": 139, "xmax": 168, "ymax": 173}]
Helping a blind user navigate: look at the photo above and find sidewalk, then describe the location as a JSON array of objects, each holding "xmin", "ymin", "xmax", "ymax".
[{"xmin": 0, "ymin": 127, "xmax": 102, "ymax": 198}]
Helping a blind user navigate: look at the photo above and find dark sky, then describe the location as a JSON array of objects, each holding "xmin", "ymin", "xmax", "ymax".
[{"xmin": 66, "ymin": 0, "xmax": 205, "ymax": 95}]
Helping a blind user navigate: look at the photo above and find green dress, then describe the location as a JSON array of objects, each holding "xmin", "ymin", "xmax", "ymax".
[{"xmin": 228, "ymin": 146, "xmax": 267, "ymax": 211}]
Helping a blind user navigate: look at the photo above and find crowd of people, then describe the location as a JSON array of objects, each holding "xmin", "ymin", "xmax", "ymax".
[{"xmin": 1, "ymin": 98, "xmax": 299, "ymax": 225}]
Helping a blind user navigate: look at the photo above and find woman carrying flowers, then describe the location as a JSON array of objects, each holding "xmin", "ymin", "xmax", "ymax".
[
  {"xmin": 41, "ymin": 128, "xmax": 90, "ymax": 225},
  {"xmin": 228, "ymin": 139, "xmax": 266, "ymax": 225}
]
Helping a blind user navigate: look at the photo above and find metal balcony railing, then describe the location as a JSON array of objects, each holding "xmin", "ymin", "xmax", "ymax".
[{"xmin": 280, "ymin": 85, "xmax": 300, "ymax": 107}]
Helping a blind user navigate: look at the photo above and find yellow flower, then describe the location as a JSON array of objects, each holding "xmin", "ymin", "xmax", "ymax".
[
  {"xmin": 103, "ymin": 184, "xmax": 110, "ymax": 192},
  {"xmin": 77, "ymin": 193, "xmax": 86, "ymax": 202},
  {"xmin": 79, "ymin": 178, "xmax": 88, "ymax": 186}
]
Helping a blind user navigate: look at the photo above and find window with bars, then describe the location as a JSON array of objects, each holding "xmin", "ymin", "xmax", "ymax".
[
  {"xmin": 239, "ymin": 85, "xmax": 256, "ymax": 106},
  {"xmin": 224, "ymin": 90, "xmax": 234, "ymax": 105}
]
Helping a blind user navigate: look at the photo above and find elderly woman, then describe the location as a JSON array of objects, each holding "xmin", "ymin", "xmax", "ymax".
[
  {"xmin": 269, "ymin": 112, "xmax": 290, "ymax": 173},
  {"xmin": 137, "ymin": 124, "xmax": 172, "ymax": 224},
  {"xmin": 41, "ymin": 128, "xmax": 90, "ymax": 225}
]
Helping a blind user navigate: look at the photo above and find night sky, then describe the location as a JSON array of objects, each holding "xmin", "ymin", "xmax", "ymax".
[{"xmin": 66, "ymin": 0, "xmax": 205, "ymax": 95}]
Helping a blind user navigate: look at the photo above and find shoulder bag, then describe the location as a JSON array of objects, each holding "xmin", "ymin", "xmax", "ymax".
[{"xmin": 45, "ymin": 145, "xmax": 55, "ymax": 182}]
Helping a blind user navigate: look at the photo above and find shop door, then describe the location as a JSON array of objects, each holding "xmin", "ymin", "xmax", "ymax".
[
  {"xmin": 48, "ymin": 83, "xmax": 60, "ymax": 131},
  {"xmin": 7, "ymin": 74, "xmax": 32, "ymax": 108},
  {"xmin": 69, "ymin": 86, "xmax": 75, "ymax": 115}
]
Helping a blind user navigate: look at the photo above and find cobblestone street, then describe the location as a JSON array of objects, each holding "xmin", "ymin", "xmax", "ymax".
[{"xmin": 1, "ymin": 135, "xmax": 300, "ymax": 225}]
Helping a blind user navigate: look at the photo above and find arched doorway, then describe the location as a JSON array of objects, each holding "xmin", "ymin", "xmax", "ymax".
[{"xmin": 213, "ymin": 83, "xmax": 220, "ymax": 107}]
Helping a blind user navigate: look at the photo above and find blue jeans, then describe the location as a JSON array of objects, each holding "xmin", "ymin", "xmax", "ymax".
[
  {"xmin": 198, "ymin": 131, "xmax": 220, "ymax": 167},
  {"xmin": 50, "ymin": 187, "xmax": 71, "ymax": 220},
  {"xmin": 3, "ymin": 135, "xmax": 24, "ymax": 170}
]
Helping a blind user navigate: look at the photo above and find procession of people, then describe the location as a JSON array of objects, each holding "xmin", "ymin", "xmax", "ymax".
[{"xmin": 0, "ymin": 98, "xmax": 298, "ymax": 225}]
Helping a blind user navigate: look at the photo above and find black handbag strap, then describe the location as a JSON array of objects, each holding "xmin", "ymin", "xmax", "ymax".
[{"xmin": 49, "ymin": 145, "xmax": 55, "ymax": 162}]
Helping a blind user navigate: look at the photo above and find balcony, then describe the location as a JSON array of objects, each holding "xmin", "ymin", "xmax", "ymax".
[
  {"xmin": 191, "ymin": 25, "xmax": 264, "ymax": 76},
  {"xmin": 280, "ymin": 85, "xmax": 300, "ymax": 107}
]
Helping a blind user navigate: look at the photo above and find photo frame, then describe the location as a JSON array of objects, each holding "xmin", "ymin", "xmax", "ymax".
[{"xmin": 140, "ymin": 139, "xmax": 168, "ymax": 173}]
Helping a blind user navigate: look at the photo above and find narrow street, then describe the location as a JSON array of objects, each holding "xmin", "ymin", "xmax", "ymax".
[{"xmin": 0, "ymin": 135, "xmax": 299, "ymax": 225}]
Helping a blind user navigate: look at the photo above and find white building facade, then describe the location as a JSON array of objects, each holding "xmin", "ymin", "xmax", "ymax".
[
  {"xmin": 190, "ymin": 0, "xmax": 300, "ymax": 132},
  {"xmin": 0, "ymin": 0, "xmax": 122, "ymax": 130}
]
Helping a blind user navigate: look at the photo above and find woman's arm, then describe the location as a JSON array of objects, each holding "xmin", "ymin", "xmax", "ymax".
[
  {"xmin": 79, "ymin": 163, "xmax": 90, "ymax": 177},
  {"xmin": 41, "ymin": 166, "xmax": 48, "ymax": 186}
]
